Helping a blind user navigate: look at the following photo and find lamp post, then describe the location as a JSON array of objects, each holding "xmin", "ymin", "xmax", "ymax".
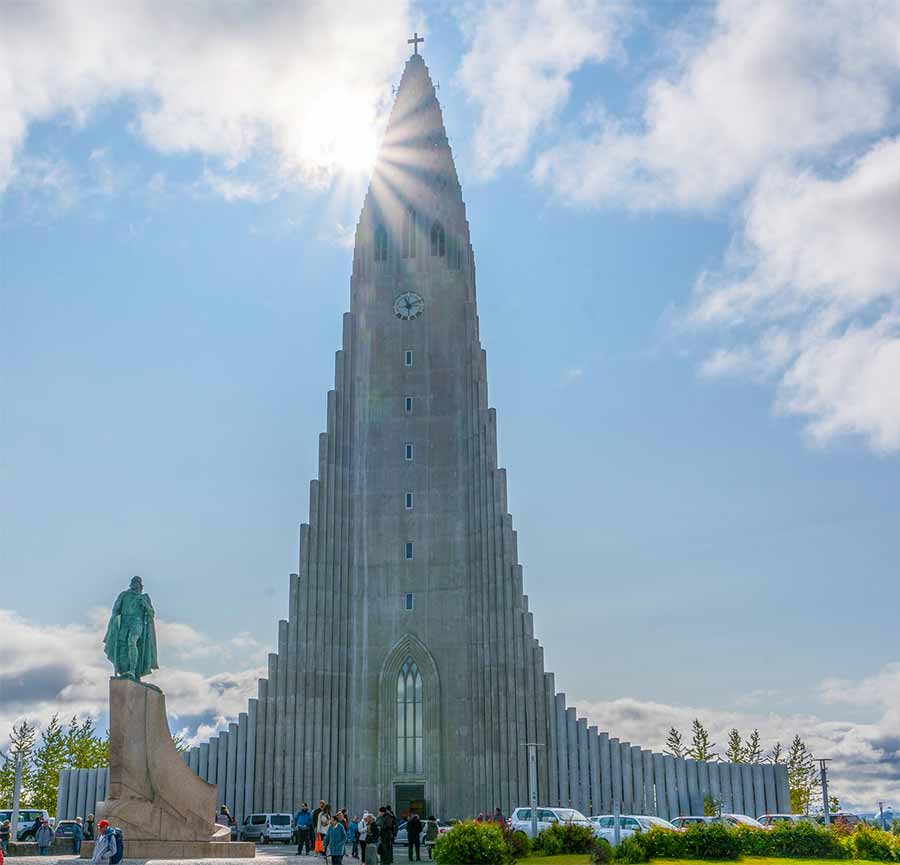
[
  {"xmin": 817, "ymin": 759, "xmax": 831, "ymax": 826},
  {"xmin": 523, "ymin": 743, "xmax": 544, "ymax": 840},
  {"xmin": 1, "ymin": 749, "xmax": 24, "ymax": 841}
]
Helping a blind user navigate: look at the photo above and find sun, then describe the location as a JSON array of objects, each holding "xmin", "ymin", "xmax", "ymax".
[{"xmin": 303, "ymin": 89, "xmax": 379, "ymax": 177}]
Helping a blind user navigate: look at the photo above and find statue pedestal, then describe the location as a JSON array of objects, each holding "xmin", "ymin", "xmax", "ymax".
[{"xmin": 93, "ymin": 677, "xmax": 254, "ymax": 858}]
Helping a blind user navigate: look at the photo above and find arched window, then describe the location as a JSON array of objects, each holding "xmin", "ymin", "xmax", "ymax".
[
  {"xmin": 375, "ymin": 225, "xmax": 388, "ymax": 262},
  {"xmin": 430, "ymin": 221, "xmax": 445, "ymax": 258},
  {"xmin": 396, "ymin": 657, "xmax": 423, "ymax": 774},
  {"xmin": 402, "ymin": 207, "xmax": 416, "ymax": 259}
]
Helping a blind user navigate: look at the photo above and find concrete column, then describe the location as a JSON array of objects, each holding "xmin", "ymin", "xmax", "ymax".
[
  {"xmin": 752, "ymin": 764, "xmax": 766, "ymax": 819},
  {"xmin": 189, "ymin": 746, "xmax": 200, "ymax": 775},
  {"xmin": 66, "ymin": 766, "xmax": 79, "ymax": 817},
  {"xmin": 75, "ymin": 769, "xmax": 88, "ymax": 821},
  {"xmin": 199, "ymin": 742, "xmax": 209, "ymax": 782},
  {"xmin": 513, "ymin": 609, "xmax": 530, "ymax": 809},
  {"xmin": 264, "ymin": 653, "xmax": 277, "ymax": 811},
  {"xmin": 718, "ymin": 762, "xmax": 733, "ymax": 812},
  {"xmin": 643, "ymin": 750, "xmax": 656, "ymax": 815},
  {"xmin": 533, "ymin": 645, "xmax": 550, "ymax": 805},
  {"xmin": 236, "ymin": 712, "xmax": 248, "ymax": 826},
  {"xmin": 545, "ymin": 673, "xmax": 559, "ymax": 806},
  {"xmin": 730, "ymin": 763, "xmax": 744, "ymax": 815},
  {"xmin": 208, "ymin": 734, "xmax": 219, "ymax": 786},
  {"xmin": 57, "ymin": 770, "xmax": 70, "ymax": 820},
  {"xmin": 762, "ymin": 764, "xmax": 777, "ymax": 815},
  {"xmin": 675, "ymin": 758, "xmax": 690, "ymax": 816},
  {"xmin": 598, "ymin": 732, "xmax": 612, "ymax": 813},
  {"xmin": 630, "ymin": 745, "xmax": 643, "ymax": 814},
  {"xmin": 245, "ymin": 699, "xmax": 258, "ymax": 820},
  {"xmin": 653, "ymin": 753, "xmax": 667, "ymax": 820},
  {"xmin": 741, "ymin": 764, "xmax": 755, "ymax": 818},
  {"xmin": 664, "ymin": 755, "xmax": 678, "ymax": 819},
  {"xmin": 95, "ymin": 768, "xmax": 108, "ymax": 808},
  {"xmin": 774, "ymin": 764, "xmax": 791, "ymax": 813},
  {"xmin": 301, "ymin": 479, "xmax": 320, "ymax": 806},
  {"xmin": 226, "ymin": 721, "xmax": 238, "ymax": 815},
  {"xmin": 321, "ymin": 398, "xmax": 337, "ymax": 808},
  {"xmin": 255, "ymin": 680, "xmax": 268, "ymax": 811},
  {"xmin": 709, "ymin": 761, "xmax": 721, "ymax": 812},
  {"xmin": 566, "ymin": 708, "xmax": 580, "ymax": 810},
  {"xmin": 609, "ymin": 738, "xmax": 622, "ymax": 810},
  {"xmin": 685, "ymin": 759, "xmax": 701, "ymax": 814},
  {"xmin": 555, "ymin": 694, "xmax": 569, "ymax": 805},
  {"xmin": 621, "ymin": 743, "xmax": 633, "ymax": 815},
  {"xmin": 577, "ymin": 718, "xmax": 590, "ymax": 815},
  {"xmin": 292, "ymin": 525, "xmax": 309, "ymax": 811},
  {"xmin": 284, "ymin": 575, "xmax": 299, "ymax": 811},
  {"xmin": 217, "ymin": 731, "xmax": 229, "ymax": 810},
  {"xmin": 588, "ymin": 728, "xmax": 601, "ymax": 815},
  {"xmin": 698, "ymin": 760, "xmax": 710, "ymax": 811},
  {"xmin": 275, "ymin": 622, "xmax": 289, "ymax": 809},
  {"xmin": 85, "ymin": 769, "xmax": 97, "ymax": 822}
]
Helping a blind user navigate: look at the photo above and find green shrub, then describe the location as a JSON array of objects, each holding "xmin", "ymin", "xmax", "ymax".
[
  {"xmin": 531, "ymin": 822, "xmax": 597, "ymax": 856},
  {"xmin": 735, "ymin": 821, "xmax": 847, "ymax": 859},
  {"xmin": 502, "ymin": 827, "xmax": 530, "ymax": 860},
  {"xmin": 616, "ymin": 834, "xmax": 650, "ymax": 864},
  {"xmin": 848, "ymin": 825, "xmax": 897, "ymax": 862},
  {"xmin": 591, "ymin": 838, "xmax": 614, "ymax": 864},
  {"xmin": 432, "ymin": 821, "xmax": 511, "ymax": 865},
  {"xmin": 893, "ymin": 820, "xmax": 900, "ymax": 836},
  {"xmin": 680, "ymin": 823, "xmax": 742, "ymax": 860}
]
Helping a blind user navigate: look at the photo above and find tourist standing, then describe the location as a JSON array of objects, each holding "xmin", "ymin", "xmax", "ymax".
[
  {"xmin": 423, "ymin": 817, "xmax": 438, "ymax": 860},
  {"xmin": 72, "ymin": 817, "xmax": 85, "ymax": 855},
  {"xmin": 85, "ymin": 814, "xmax": 95, "ymax": 840},
  {"xmin": 36, "ymin": 818, "xmax": 54, "ymax": 855},
  {"xmin": 348, "ymin": 814, "xmax": 359, "ymax": 858},
  {"xmin": 363, "ymin": 815, "xmax": 379, "ymax": 865},
  {"xmin": 318, "ymin": 805, "xmax": 332, "ymax": 856},
  {"xmin": 91, "ymin": 821, "xmax": 116, "ymax": 865},
  {"xmin": 406, "ymin": 811, "xmax": 422, "ymax": 862},
  {"xmin": 493, "ymin": 807, "xmax": 505, "ymax": 824},
  {"xmin": 1, "ymin": 820, "xmax": 11, "ymax": 853},
  {"xmin": 376, "ymin": 807, "xmax": 394, "ymax": 865},
  {"xmin": 215, "ymin": 805, "xmax": 233, "ymax": 831},
  {"xmin": 296, "ymin": 803, "xmax": 313, "ymax": 854},
  {"xmin": 357, "ymin": 813, "xmax": 370, "ymax": 863},
  {"xmin": 326, "ymin": 815, "xmax": 347, "ymax": 865}
]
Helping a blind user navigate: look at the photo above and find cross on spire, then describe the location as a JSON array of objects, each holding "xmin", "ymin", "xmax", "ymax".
[{"xmin": 408, "ymin": 31, "xmax": 424, "ymax": 55}]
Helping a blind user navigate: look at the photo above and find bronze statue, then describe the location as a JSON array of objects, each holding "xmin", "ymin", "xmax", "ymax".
[{"xmin": 103, "ymin": 576, "xmax": 159, "ymax": 680}]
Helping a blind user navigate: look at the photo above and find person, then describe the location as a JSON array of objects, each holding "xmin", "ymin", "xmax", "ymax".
[
  {"xmin": 0, "ymin": 820, "xmax": 11, "ymax": 854},
  {"xmin": 85, "ymin": 814, "xmax": 95, "ymax": 841},
  {"xmin": 376, "ymin": 807, "xmax": 394, "ymax": 865},
  {"xmin": 423, "ymin": 816, "xmax": 438, "ymax": 860},
  {"xmin": 348, "ymin": 814, "xmax": 359, "ymax": 858},
  {"xmin": 21, "ymin": 815, "xmax": 43, "ymax": 842},
  {"xmin": 312, "ymin": 800, "xmax": 325, "ymax": 835},
  {"xmin": 296, "ymin": 802, "xmax": 314, "ymax": 855},
  {"xmin": 72, "ymin": 817, "xmax": 85, "ymax": 855},
  {"xmin": 92, "ymin": 820, "xmax": 116, "ymax": 865},
  {"xmin": 406, "ymin": 811, "xmax": 422, "ymax": 862},
  {"xmin": 357, "ymin": 813, "xmax": 370, "ymax": 863},
  {"xmin": 363, "ymin": 815, "xmax": 379, "ymax": 865},
  {"xmin": 339, "ymin": 809, "xmax": 349, "ymax": 830},
  {"xmin": 326, "ymin": 815, "xmax": 347, "ymax": 865},
  {"xmin": 493, "ymin": 807, "xmax": 505, "ymax": 824},
  {"xmin": 215, "ymin": 805, "xmax": 232, "ymax": 828},
  {"xmin": 36, "ymin": 818, "xmax": 54, "ymax": 855},
  {"xmin": 317, "ymin": 805, "xmax": 332, "ymax": 857}
]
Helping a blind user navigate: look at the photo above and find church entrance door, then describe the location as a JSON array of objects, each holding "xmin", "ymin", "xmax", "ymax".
[{"xmin": 395, "ymin": 783, "xmax": 426, "ymax": 819}]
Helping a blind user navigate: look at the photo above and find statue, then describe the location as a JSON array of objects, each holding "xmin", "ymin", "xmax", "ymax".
[{"xmin": 103, "ymin": 576, "xmax": 159, "ymax": 680}]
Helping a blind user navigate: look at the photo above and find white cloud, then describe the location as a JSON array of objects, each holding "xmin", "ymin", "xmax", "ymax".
[
  {"xmin": 0, "ymin": 0, "xmax": 412, "ymax": 195},
  {"xmin": 456, "ymin": 0, "xmax": 628, "ymax": 179},
  {"xmin": 533, "ymin": 0, "xmax": 900, "ymax": 210},
  {"xmin": 690, "ymin": 138, "xmax": 900, "ymax": 451}
]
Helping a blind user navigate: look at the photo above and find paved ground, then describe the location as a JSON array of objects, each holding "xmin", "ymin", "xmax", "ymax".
[{"xmin": 3, "ymin": 846, "xmax": 430, "ymax": 864}]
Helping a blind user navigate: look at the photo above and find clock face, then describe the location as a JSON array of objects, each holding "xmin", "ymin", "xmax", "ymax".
[{"xmin": 394, "ymin": 291, "xmax": 425, "ymax": 320}]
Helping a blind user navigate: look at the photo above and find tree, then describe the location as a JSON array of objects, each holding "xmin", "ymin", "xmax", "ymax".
[
  {"xmin": 744, "ymin": 729, "xmax": 763, "ymax": 764},
  {"xmin": 787, "ymin": 735, "xmax": 817, "ymax": 814},
  {"xmin": 64, "ymin": 717, "xmax": 108, "ymax": 768},
  {"xmin": 769, "ymin": 741, "xmax": 784, "ymax": 764},
  {"xmin": 829, "ymin": 796, "xmax": 840, "ymax": 813},
  {"xmin": 30, "ymin": 715, "xmax": 67, "ymax": 812},
  {"xmin": 0, "ymin": 720, "xmax": 37, "ymax": 807},
  {"xmin": 725, "ymin": 729, "xmax": 745, "ymax": 764},
  {"xmin": 688, "ymin": 718, "xmax": 717, "ymax": 761},
  {"xmin": 665, "ymin": 727, "xmax": 685, "ymax": 758}
]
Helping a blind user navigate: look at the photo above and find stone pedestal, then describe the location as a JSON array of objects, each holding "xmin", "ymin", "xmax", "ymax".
[{"xmin": 95, "ymin": 677, "xmax": 253, "ymax": 858}]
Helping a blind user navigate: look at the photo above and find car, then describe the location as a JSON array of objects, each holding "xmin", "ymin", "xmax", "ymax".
[
  {"xmin": 239, "ymin": 812, "xmax": 293, "ymax": 844},
  {"xmin": 818, "ymin": 812, "xmax": 862, "ymax": 827},
  {"xmin": 757, "ymin": 814, "xmax": 815, "ymax": 828},
  {"xmin": 722, "ymin": 813, "xmax": 765, "ymax": 829},
  {"xmin": 508, "ymin": 806, "xmax": 591, "ymax": 838},
  {"xmin": 591, "ymin": 815, "xmax": 676, "ymax": 845},
  {"xmin": 395, "ymin": 817, "xmax": 454, "ymax": 848},
  {"xmin": 53, "ymin": 820, "xmax": 79, "ymax": 838},
  {"xmin": 670, "ymin": 816, "xmax": 729, "ymax": 830},
  {"xmin": 0, "ymin": 809, "xmax": 52, "ymax": 841}
]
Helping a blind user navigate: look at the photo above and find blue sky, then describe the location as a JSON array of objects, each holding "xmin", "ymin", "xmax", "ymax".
[{"xmin": 2, "ymin": 0, "xmax": 900, "ymax": 809}]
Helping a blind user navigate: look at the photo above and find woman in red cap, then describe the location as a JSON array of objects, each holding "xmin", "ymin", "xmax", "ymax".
[{"xmin": 92, "ymin": 820, "xmax": 116, "ymax": 865}]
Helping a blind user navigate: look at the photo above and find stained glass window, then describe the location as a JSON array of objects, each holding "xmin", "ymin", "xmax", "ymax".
[{"xmin": 396, "ymin": 657, "xmax": 423, "ymax": 774}]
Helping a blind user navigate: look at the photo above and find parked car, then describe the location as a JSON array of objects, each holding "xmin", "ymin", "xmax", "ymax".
[
  {"xmin": 508, "ymin": 806, "xmax": 591, "ymax": 838},
  {"xmin": 591, "ymin": 815, "xmax": 676, "ymax": 845},
  {"xmin": 53, "ymin": 820, "xmax": 80, "ymax": 839},
  {"xmin": 722, "ymin": 813, "xmax": 765, "ymax": 829},
  {"xmin": 670, "ymin": 816, "xmax": 729, "ymax": 830},
  {"xmin": 239, "ymin": 813, "xmax": 293, "ymax": 844},
  {"xmin": 818, "ymin": 812, "xmax": 862, "ymax": 827},
  {"xmin": 396, "ymin": 817, "xmax": 455, "ymax": 847},
  {"xmin": 757, "ymin": 814, "xmax": 815, "ymax": 828},
  {"xmin": 0, "ymin": 809, "xmax": 52, "ymax": 841}
]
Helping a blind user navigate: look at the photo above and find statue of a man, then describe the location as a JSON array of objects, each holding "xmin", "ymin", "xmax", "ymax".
[{"xmin": 103, "ymin": 576, "xmax": 159, "ymax": 681}]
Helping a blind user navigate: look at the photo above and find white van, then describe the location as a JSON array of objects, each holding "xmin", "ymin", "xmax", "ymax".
[
  {"xmin": 239, "ymin": 813, "xmax": 293, "ymax": 844},
  {"xmin": 0, "ymin": 809, "xmax": 52, "ymax": 840}
]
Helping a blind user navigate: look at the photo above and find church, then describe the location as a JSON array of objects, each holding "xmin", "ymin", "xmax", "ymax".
[{"xmin": 59, "ymin": 43, "xmax": 791, "ymax": 825}]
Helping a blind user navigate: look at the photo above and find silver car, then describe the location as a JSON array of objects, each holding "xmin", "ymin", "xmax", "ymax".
[
  {"xmin": 239, "ymin": 813, "xmax": 293, "ymax": 844},
  {"xmin": 508, "ymin": 806, "xmax": 591, "ymax": 838},
  {"xmin": 592, "ymin": 815, "xmax": 676, "ymax": 845}
]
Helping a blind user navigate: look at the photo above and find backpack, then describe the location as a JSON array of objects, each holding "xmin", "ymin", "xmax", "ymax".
[{"xmin": 110, "ymin": 828, "xmax": 124, "ymax": 865}]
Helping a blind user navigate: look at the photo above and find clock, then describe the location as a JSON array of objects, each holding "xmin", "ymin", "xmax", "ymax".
[{"xmin": 393, "ymin": 291, "xmax": 425, "ymax": 320}]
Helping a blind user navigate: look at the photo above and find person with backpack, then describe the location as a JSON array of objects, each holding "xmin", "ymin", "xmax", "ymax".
[{"xmin": 92, "ymin": 820, "xmax": 116, "ymax": 865}]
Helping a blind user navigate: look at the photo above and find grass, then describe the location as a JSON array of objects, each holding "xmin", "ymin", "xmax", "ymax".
[{"xmin": 526, "ymin": 858, "xmax": 892, "ymax": 865}]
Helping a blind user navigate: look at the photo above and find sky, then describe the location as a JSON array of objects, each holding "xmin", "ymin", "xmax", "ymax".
[{"xmin": 1, "ymin": 0, "xmax": 900, "ymax": 812}]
